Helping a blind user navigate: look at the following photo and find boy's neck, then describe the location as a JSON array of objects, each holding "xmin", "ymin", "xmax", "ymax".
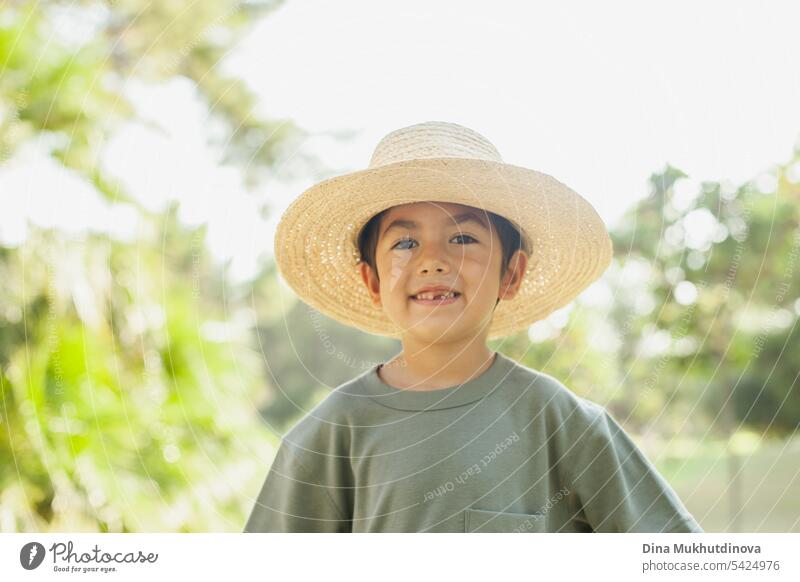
[{"xmin": 379, "ymin": 340, "xmax": 497, "ymax": 391}]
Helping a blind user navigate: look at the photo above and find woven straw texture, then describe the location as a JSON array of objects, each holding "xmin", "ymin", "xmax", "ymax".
[{"xmin": 273, "ymin": 121, "xmax": 613, "ymax": 339}]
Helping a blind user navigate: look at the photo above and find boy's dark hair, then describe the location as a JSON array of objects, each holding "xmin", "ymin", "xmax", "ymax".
[{"xmin": 357, "ymin": 208, "xmax": 531, "ymax": 297}]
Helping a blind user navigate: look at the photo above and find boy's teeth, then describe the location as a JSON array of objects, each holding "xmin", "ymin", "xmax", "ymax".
[{"xmin": 415, "ymin": 291, "xmax": 455, "ymax": 300}]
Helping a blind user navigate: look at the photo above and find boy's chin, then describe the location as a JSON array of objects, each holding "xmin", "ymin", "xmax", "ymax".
[{"xmin": 400, "ymin": 321, "xmax": 474, "ymax": 343}]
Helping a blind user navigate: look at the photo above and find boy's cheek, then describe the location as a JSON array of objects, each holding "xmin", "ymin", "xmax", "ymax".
[{"xmin": 385, "ymin": 252, "xmax": 411, "ymax": 292}]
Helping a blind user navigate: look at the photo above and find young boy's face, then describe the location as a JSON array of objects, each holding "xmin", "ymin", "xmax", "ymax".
[{"xmin": 359, "ymin": 201, "xmax": 527, "ymax": 344}]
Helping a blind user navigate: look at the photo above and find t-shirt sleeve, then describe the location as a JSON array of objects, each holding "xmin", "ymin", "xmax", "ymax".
[
  {"xmin": 566, "ymin": 406, "xmax": 703, "ymax": 533},
  {"xmin": 243, "ymin": 441, "xmax": 352, "ymax": 533}
]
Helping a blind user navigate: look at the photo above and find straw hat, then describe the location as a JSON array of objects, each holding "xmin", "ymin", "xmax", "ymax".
[{"xmin": 273, "ymin": 121, "xmax": 613, "ymax": 340}]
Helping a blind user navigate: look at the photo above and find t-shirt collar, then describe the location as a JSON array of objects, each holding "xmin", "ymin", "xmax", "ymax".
[{"xmin": 357, "ymin": 351, "xmax": 515, "ymax": 411}]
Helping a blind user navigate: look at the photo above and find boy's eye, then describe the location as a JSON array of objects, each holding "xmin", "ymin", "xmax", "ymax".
[
  {"xmin": 392, "ymin": 236, "xmax": 415, "ymax": 250},
  {"xmin": 391, "ymin": 234, "xmax": 477, "ymax": 250},
  {"xmin": 452, "ymin": 234, "xmax": 477, "ymax": 244}
]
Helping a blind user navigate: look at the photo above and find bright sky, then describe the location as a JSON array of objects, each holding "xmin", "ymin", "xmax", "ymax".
[{"xmin": 2, "ymin": 0, "xmax": 800, "ymax": 283}]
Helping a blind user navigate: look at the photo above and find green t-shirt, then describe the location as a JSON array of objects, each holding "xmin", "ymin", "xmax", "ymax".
[{"xmin": 244, "ymin": 351, "xmax": 703, "ymax": 533}]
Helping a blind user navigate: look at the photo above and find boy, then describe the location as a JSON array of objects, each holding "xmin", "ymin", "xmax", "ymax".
[{"xmin": 244, "ymin": 121, "xmax": 703, "ymax": 533}]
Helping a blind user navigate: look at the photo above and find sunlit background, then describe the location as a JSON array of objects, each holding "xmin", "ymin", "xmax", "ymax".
[{"xmin": 1, "ymin": 0, "xmax": 799, "ymax": 532}]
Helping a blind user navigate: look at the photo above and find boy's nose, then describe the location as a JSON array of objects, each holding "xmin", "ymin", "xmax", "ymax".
[
  {"xmin": 417, "ymin": 254, "xmax": 451, "ymax": 274},
  {"xmin": 415, "ymin": 239, "xmax": 454, "ymax": 274}
]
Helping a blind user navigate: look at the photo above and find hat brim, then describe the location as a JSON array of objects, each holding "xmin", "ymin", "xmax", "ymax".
[{"xmin": 274, "ymin": 157, "xmax": 613, "ymax": 340}]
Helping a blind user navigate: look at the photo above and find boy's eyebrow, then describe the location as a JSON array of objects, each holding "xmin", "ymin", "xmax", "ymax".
[{"xmin": 381, "ymin": 211, "xmax": 490, "ymax": 237}]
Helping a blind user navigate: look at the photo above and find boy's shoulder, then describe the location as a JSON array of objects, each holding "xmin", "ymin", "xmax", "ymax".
[
  {"xmin": 500, "ymin": 357, "xmax": 608, "ymax": 423},
  {"xmin": 278, "ymin": 367, "xmax": 375, "ymax": 452}
]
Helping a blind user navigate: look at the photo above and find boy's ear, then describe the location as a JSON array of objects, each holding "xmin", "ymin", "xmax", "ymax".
[
  {"xmin": 498, "ymin": 250, "xmax": 529, "ymax": 301},
  {"xmin": 359, "ymin": 261, "xmax": 382, "ymax": 307}
]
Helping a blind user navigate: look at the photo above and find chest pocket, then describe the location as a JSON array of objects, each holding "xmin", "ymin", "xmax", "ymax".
[{"xmin": 464, "ymin": 508, "xmax": 547, "ymax": 532}]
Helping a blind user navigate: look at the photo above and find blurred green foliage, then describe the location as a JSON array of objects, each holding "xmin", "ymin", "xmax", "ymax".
[
  {"xmin": 0, "ymin": 0, "xmax": 303, "ymax": 190},
  {"xmin": 608, "ymin": 157, "xmax": 800, "ymax": 438},
  {"xmin": 0, "ymin": 0, "xmax": 297, "ymax": 531},
  {"xmin": 1, "ymin": 209, "xmax": 275, "ymax": 530}
]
